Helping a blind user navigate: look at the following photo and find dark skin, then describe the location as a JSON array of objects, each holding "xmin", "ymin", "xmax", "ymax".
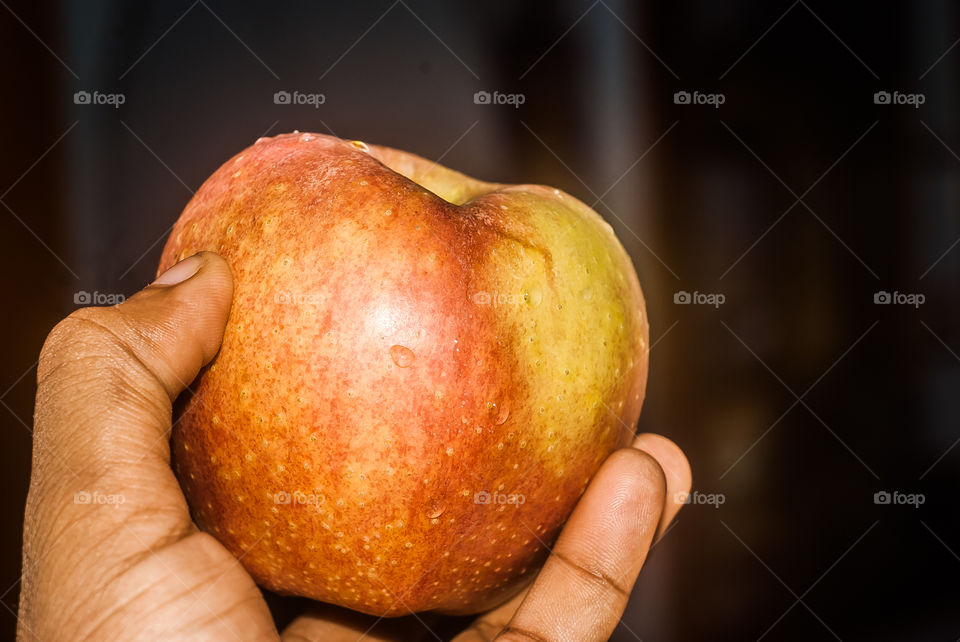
[{"xmin": 19, "ymin": 252, "xmax": 691, "ymax": 641}]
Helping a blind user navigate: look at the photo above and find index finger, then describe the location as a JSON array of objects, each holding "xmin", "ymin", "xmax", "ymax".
[{"xmin": 495, "ymin": 447, "xmax": 667, "ymax": 642}]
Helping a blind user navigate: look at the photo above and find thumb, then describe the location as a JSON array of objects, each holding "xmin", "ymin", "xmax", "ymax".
[
  {"xmin": 22, "ymin": 253, "xmax": 282, "ymax": 641},
  {"xmin": 60, "ymin": 250, "xmax": 233, "ymax": 400},
  {"xmin": 30, "ymin": 251, "xmax": 233, "ymax": 524}
]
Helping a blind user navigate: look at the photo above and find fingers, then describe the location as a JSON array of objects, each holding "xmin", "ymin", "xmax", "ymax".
[
  {"xmin": 632, "ymin": 432, "xmax": 692, "ymax": 540},
  {"xmin": 280, "ymin": 603, "xmax": 433, "ymax": 642},
  {"xmin": 454, "ymin": 434, "xmax": 690, "ymax": 642},
  {"xmin": 20, "ymin": 253, "xmax": 277, "ymax": 640},
  {"xmin": 452, "ymin": 585, "xmax": 530, "ymax": 642},
  {"xmin": 492, "ymin": 447, "xmax": 667, "ymax": 642}
]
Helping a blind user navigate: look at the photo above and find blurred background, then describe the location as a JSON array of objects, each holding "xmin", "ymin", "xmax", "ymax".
[{"xmin": 2, "ymin": 1, "xmax": 959, "ymax": 640}]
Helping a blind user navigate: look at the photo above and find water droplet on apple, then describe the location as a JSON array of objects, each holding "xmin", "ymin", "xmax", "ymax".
[
  {"xmin": 425, "ymin": 499, "xmax": 446, "ymax": 519},
  {"xmin": 351, "ymin": 140, "xmax": 369, "ymax": 152},
  {"xmin": 299, "ymin": 133, "xmax": 316, "ymax": 142},
  {"xmin": 485, "ymin": 400, "xmax": 510, "ymax": 425},
  {"xmin": 389, "ymin": 345, "xmax": 415, "ymax": 367}
]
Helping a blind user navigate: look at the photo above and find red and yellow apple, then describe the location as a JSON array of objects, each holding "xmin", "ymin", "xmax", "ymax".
[{"xmin": 159, "ymin": 132, "xmax": 649, "ymax": 616}]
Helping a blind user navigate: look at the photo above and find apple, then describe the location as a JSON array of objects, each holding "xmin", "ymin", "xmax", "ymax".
[{"xmin": 159, "ymin": 132, "xmax": 649, "ymax": 616}]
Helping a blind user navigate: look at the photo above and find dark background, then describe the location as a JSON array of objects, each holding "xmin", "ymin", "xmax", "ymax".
[{"xmin": 2, "ymin": 1, "xmax": 959, "ymax": 640}]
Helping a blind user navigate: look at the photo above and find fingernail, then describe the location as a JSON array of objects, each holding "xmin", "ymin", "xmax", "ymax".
[{"xmin": 153, "ymin": 253, "xmax": 204, "ymax": 286}]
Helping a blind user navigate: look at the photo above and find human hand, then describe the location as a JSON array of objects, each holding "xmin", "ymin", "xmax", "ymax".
[{"xmin": 20, "ymin": 252, "xmax": 690, "ymax": 641}]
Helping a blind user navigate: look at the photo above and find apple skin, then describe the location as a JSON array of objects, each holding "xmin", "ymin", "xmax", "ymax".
[{"xmin": 159, "ymin": 132, "xmax": 649, "ymax": 616}]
